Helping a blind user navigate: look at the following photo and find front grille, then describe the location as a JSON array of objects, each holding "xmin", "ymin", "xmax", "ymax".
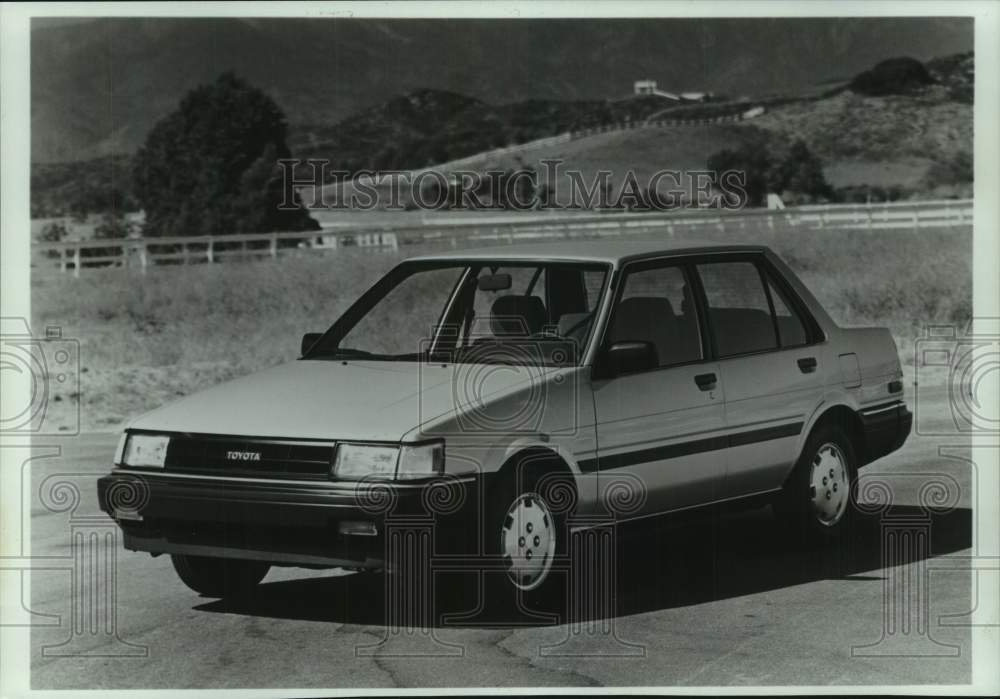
[{"xmin": 164, "ymin": 435, "xmax": 335, "ymax": 480}]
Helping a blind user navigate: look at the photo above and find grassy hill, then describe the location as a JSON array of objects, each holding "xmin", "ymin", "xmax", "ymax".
[
  {"xmin": 290, "ymin": 89, "xmax": 672, "ymax": 173},
  {"xmin": 300, "ymin": 48, "xmax": 974, "ymax": 210},
  {"xmin": 309, "ymin": 78, "xmax": 972, "ymax": 212},
  {"xmin": 309, "ymin": 122, "xmax": 764, "ymax": 210}
]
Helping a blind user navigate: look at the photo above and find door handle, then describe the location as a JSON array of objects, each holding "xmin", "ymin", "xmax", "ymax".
[
  {"xmin": 797, "ymin": 357, "xmax": 818, "ymax": 373},
  {"xmin": 694, "ymin": 372, "xmax": 717, "ymax": 390}
]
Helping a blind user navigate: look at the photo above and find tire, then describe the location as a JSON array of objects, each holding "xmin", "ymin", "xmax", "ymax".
[
  {"xmin": 774, "ymin": 422, "xmax": 857, "ymax": 546},
  {"xmin": 482, "ymin": 461, "xmax": 573, "ymax": 613},
  {"xmin": 170, "ymin": 554, "xmax": 270, "ymax": 598}
]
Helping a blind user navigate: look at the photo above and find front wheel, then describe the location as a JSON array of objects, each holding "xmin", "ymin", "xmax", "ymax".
[
  {"xmin": 484, "ymin": 467, "xmax": 573, "ymax": 611},
  {"xmin": 774, "ymin": 423, "xmax": 857, "ymax": 545},
  {"xmin": 170, "ymin": 554, "xmax": 270, "ymax": 598},
  {"xmin": 498, "ymin": 491, "xmax": 559, "ymax": 592}
]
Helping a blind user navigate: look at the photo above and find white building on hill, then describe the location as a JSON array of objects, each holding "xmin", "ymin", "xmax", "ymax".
[
  {"xmin": 634, "ymin": 80, "xmax": 710, "ymax": 102},
  {"xmin": 634, "ymin": 79, "xmax": 660, "ymax": 96}
]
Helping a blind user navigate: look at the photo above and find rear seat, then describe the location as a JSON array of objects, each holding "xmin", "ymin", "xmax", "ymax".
[{"xmin": 709, "ymin": 308, "xmax": 776, "ymax": 356}]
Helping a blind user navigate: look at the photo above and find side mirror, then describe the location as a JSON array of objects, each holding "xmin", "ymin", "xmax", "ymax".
[
  {"xmin": 301, "ymin": 332, "xmax": 323, "ymax": 356},
  {"xmin": 593, "ymin": 341, "xmax": 657, "ymax": 379}
]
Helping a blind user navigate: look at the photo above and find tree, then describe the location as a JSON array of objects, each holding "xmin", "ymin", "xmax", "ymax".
[
  {"xmin": 133, "ymin": 73, "xmax": 318, "ymax": 237},
  {"xmin": 708, "ymin": 138, "xmax": 832, "ymax": 207},
  {"xmin": 707, "ymin": 141, "xmax": 774, "ymax": 207},
  {"xmin": 778, "ymin": 140, "xmax": 833, "ymax": 202}
]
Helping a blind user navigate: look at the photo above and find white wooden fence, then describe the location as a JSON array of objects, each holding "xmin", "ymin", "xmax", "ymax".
[{"xmin": 32, "ymin": 198, "xmax": 973, "ymax": 277}]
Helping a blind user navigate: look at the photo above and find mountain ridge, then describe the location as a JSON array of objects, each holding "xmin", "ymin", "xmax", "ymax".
[{"xmin": 31, "ymin": 17, "xmax": 972, "ymax": 163}]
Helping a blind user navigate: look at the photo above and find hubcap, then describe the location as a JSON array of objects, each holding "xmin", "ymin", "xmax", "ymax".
[
  {"xmin": 500, "ymin": 492, "xmax": 555, "ymax": 590},
  {"xmin": 810, "ymin": 442, "xmax": 849, "ymax": 526}
]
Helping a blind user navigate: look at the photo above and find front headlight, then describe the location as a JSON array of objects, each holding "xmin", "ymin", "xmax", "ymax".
[
  {"xmin": 333, "ymin": 444, "xmax": 399, "ymax": 479},
  {"xmin": 121, "ymin": 434, "xmax": 170, "ymax": 469},
  {"xmin": 332, "ymin": 442, "xmax": 444, "ymax": 480},
  {"xmin": 396, "ymin": 442, "xmax": 444, "ymax": 480}
]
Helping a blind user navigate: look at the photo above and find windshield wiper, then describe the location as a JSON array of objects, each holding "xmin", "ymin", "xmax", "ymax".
[
  {"xmin": 308, "ymin": 348, "xmax": 433, "ymax": 362},
  {"xmin": 308, "ymin": 347, "xmax": 378, "ymax": 360}
]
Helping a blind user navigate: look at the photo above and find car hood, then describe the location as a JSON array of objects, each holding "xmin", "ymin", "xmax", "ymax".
[{"xmin": 127, "ymin": 359, "xmax": 567, "ymax": 441}]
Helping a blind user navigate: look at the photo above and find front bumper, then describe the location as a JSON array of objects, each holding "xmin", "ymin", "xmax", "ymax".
[
  {"xmin": 858, "ymin": 400, "xmax": 913, "ymax": 465},
  {"xmin": 97, "ymin": 471, "xmax": 478, "ymax": 568}
]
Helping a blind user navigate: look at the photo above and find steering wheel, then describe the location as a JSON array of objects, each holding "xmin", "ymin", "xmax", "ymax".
[
  {"xmin": 529, "ymin": 312, "xmax": 595, "ymax": 342},
  {"xmin": 532, "ymin": 328, "xmax": 564, "ymax": 339}
]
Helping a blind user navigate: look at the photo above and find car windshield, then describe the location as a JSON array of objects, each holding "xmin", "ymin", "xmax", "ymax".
[{"xmin": 304, "ymin": 260, "xmax": 610, "ymax": 366}]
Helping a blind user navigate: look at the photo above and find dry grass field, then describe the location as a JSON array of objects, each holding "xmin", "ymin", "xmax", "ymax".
[{"xmin": 31, "ymin": 225, "xmax": 971, "ymax": 432}]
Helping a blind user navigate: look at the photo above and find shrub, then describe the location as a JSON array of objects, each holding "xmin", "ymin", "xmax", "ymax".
[
  {"xmin": 39, "ymin": 221, "xmax": 69, "ymax": 244},
  {"xmin": 93, "ymin": 211, "xmax": 134, "ymax": 240},
  {"xmin": 925, "ymin": 150, "xmax": 973, "ymax": 186},
  {"xmin": 80, "ymin": 211, "xmax": 134, "ymax": 261},
  {"xmin": 31, "ymin": 156, "xmax": 138, "ymax": 219},
  {"xmin": 38, "ymin": 221, "xmax": 69, "ymax": 259},
  {"xmin": 849, "ymin": 57, "xmax": 934, "ymax": 96}
]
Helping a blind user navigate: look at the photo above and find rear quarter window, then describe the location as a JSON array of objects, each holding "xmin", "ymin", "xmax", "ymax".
[{"xmin": 765, "ymin": 273, "xmax": 809, "ymax": 347}]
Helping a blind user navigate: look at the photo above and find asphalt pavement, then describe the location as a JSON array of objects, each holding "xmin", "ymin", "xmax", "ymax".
[{"xmin": 25, "ymin": 385, "xmax": 976, "ymax": 688}]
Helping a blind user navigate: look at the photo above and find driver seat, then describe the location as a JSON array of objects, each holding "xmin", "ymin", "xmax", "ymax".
[{"xmin": 490, "ymin": 295, "xmax": 547, "ymax": 337}]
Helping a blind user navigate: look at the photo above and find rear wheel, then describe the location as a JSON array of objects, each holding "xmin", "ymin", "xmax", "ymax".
[
  {"xmin": 170, "ymin": 554, "xmax": 270, "ymax": 598},
  {"xmin": 774, "ymin": 423, "xmax": 857, "ymax": 545}
]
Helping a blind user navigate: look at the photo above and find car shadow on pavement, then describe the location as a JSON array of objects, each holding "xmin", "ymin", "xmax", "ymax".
[{"xmin": 193, "ymin": 504, "xmax": 971, "ymax": 628}]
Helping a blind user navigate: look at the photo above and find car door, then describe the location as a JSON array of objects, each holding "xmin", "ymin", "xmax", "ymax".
[
  {"xmin": 589, "ymin": 260, "xmax": 727, "ymax": 517},
  {"xmin": 694, "ymin": 256, "xmax": 825, "ymax": 499}
]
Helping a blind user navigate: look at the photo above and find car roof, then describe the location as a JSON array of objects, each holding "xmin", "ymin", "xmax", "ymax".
[{"xmin": 407, "ymin": 239, "xmax": 770, "ymax": 265}]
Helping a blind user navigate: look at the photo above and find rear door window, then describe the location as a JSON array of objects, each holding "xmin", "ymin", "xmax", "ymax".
[{"xmin": 696, "ymin": 260, "xmax": 778, "ymax": 357}]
